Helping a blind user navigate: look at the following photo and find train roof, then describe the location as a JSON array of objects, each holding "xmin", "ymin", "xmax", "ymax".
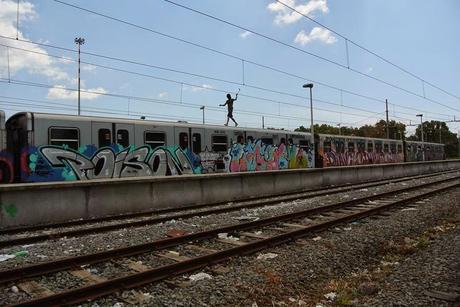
[
  {"xmin": 6, "ymin": 111, "xmax": 445, "ymax": 146},
  {"xmin": 8, "ymin": 111, "xmax": 310, "ymax": 137}
]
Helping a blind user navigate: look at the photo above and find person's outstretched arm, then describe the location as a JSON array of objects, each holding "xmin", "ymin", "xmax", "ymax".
[{"xmin": 219, "ymin": 101, "xmax": 228, "ymax": 107}]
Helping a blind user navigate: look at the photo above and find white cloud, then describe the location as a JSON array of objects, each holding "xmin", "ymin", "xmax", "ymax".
[
  {"xmin": 0, "ymin": 0, "xmax": 106, "ymax": 101},
  {"xmin": 267, "ymin": 0, "xmax": 329, "ymax": 25},
  {"xmin": 294, "ymin": 27, "xmax": 337, "ymax": 45},
  {"xmin": 240, "ymin": 31, "xmax": 252, "ymax": 39},
  {"xmin": 47, "ymin": 85, "xmax": 107, "ymax": 100},
  {"xmin": 185, "ymin": 84, "xmax": 214, "ymax": 92},
  {"xmin": 0, "ymin": 0, "xmax": 69, "ymax": 81},
  {"xmin": 366, "ymin": 67, "xmax": 373, "ymax": 73},
  {"xmin": 158, "ymin": 92, "xmax": 168, "ymax": 98}
]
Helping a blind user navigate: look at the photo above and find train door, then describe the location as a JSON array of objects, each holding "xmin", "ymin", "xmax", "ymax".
[
  {"xmin": 91, "ymin": 122, "xmax": 112, "ymax": 148},
  {"xmin": 191, "ymin": 127, "xmax": 204, "ymax": 155},
  {"xmin": 174, "ymin": 126, "xmax": 190, "ymax": 152},
  {"xmin": 114, "ymin": 123, "xmax": 134, "ymax": 149}
]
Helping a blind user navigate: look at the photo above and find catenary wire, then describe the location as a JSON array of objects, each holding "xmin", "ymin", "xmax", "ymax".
[{"xmin": 51, "ymin": 0, "xmax": 460, "ymax": 112}]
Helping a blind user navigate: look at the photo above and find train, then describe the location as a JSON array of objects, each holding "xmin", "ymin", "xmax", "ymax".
[{"xmin": 0, "ymin": 111, "xmax": 444, "ymax": 183}]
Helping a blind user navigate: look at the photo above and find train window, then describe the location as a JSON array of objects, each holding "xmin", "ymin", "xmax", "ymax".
[
  {"xmin": 212, "ymin": 135, "xmax": 228, "ymax": 152},
  {"xmin": 384, "ymin": 144, "xmax": 389, "ymax": 153},
  {"xmin": 247, "ymin": 135, "xmax": 254, "ymax": 143},
  {"xmin": 145, "ymin": 131, "xmax": 166, "ymax": 149},
  {"xmin": 367, "ymin": 142, "xmax": 373, "ymax": 153},
  {"xmin": 98, "ymin": 129, "xmax": 112, "ymax": 147},
  {"xmin": 298, "ymin": 140, "xmax": 309, "ymax": 150},
  {"xmin": 192, "ymin": 133, "xmax": 201, "ymax": 154},
  {"xmin": 397, "ymin": 144, "xmax": 403, "ymax": 153},
  {"xmin": 335, "ymin": 140, "xmax": 345, "ymax": 153},
  {"xmin": 347, "ymin": 142, "xmax": 355, "ymax": 153},
  {"xmin": 407, "ymin": 145, "xmax": 412, "ymax": 151},
  {"xmin": 390, "ymin": 144, "xmax": 396, "ymax": 154},
  {"xmin": 323, "ymin": 141, "xmax": 332, "ymax": 153},
  {"xmin": 49, "ymin": 127, "xmax": 79, "ymax": 150},
  {"xmin": 116, "ymin": 130, "xmax": 129, "ymax": 148},
  {"xmin": 179, "ymin": 132, "xmax": 188, "ymax": 150},
  {"xmin": 261, "ymin": 138, "xmax": 273, "ymax": 145},
  {"xmin": 357, "ymin": 141, "xmax": 365, "ymax": 153}
]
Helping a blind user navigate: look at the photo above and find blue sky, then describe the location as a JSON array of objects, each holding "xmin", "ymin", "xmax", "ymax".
[{"xmin": 0, "ymin": 0, "xmax": 459, "ymax": 136}]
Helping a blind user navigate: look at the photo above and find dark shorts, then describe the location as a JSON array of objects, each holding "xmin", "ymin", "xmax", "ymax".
[{"xmin": 227, "ymin": 109, "xmax": 234, "ymax": 118}]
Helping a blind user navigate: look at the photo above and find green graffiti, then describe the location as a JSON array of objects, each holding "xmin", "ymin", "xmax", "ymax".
[
  {"xmin": 29, "ymin": 153, "xmax": 38, "ymax": 171},
  {"xmin": 78, "ymin": 145, "xmax": 88, "ymax": 154},
  {"xmin": 2, "ymin": 203, "xmax": 18, "ymax": 218},
  {"xmin": 62, "ymin": 168, "xmax": 77, "ymax": 181}
]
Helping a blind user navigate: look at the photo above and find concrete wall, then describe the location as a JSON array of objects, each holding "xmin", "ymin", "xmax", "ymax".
[{"xmin": 1, "ymin": 160, "xmax": 459, "ymax": 227}]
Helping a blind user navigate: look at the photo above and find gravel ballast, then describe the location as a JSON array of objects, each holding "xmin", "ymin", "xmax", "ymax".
[{"xmin": 87, "ymin": 186, "xmax": 460, "ymax": 306}]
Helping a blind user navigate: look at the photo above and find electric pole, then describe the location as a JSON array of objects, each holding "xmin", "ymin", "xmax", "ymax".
[
  {"xmin": 74, "ymin": 37, "xmax": 85, "ymax": 116},
  {"xmin": 385, "ymin": 99, "xmax": 389, "ymax": 139}
]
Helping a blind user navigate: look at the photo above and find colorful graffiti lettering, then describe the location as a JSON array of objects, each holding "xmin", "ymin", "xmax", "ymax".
[
  {"xmin": 320, "ymin": 137, "xmax": 404, "ymax": 167},
  {"xmin": 225, "ymin": 139, "xmax": 312, "ymax": 172},
  {"xmin": 24, "ymin": 145, "xmax": 198, "ymax": 182}
]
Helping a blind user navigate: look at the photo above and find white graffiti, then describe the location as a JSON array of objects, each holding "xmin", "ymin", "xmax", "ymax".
[{"xmin": 39, "ymin": 145, "xmax": 194, "ymax": 180}]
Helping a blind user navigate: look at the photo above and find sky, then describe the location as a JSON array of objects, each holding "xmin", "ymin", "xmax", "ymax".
[{"xmin": 0, "ymin": 0, "xmax": 459, "ymax": 137}]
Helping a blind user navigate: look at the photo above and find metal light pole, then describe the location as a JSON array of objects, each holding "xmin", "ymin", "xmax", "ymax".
[
  {"xmin": 337, "ymin": 123, "xmax": 341, "ymax": 135},
  {"xmin": 416, "ymin": 114, "xmax": 424, "ymax": 161},
  {"xmin": 438, "ymin": 123, "xmax": 442, "ymax": 143},
  {"xmin": 200, "ymin": 106, "xmax": 205, "ymax": 124},
  {"xmin": 74, "ymin": 37, "xmax": 85, "ymax": 116},
  {"xmin": 303, "ymin": 83, "xmax": 314, "ymax": 168}
]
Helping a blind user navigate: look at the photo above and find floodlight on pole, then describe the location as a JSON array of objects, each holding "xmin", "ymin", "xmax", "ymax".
[
  {"xmin": 74, "ymin": 37, "xmax": 85, "ymax": 116},
  {"xmin": 303, "ymin": 83, "xmax": 315, "ymax": 168}
]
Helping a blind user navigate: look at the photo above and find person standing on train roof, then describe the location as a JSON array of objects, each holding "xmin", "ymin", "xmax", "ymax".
[{"xmin": 220, "ymin": 92, "xmax": 239, "ymax": 127}]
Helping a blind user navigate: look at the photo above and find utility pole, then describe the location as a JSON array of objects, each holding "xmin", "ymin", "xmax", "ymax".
[
  {"xmin": 416, "ymin": 114, "xmax": 424, "ymax": 161},
  {"xmin": 385, "ymin": 99, "xmax": 389, "ymax": 139},
  {"xmin": 303, "ymin": 83, "xmax": 315, "ymax": 168},
  {"xmin": 200, "ymin": 106, "xmax": 205, "ymax": 124},
  {"xmin": 74, "ymin": 37, "xmax": 85, "ymax": 116},
  {"xmin": 337, "ymin": 123, "xmax": 341, "ymax": 135},
  {"xmin": 262, "ymin": 116, "xmax": 265, "ymax": 129}
]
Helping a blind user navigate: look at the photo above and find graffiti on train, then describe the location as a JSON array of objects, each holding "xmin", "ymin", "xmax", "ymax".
[
  {"xmin": 320, "ymin": 137, "xmax": 404, "ymax": 167},
  {"xmin": 0, "ymin": 151, "xmax": 14, "ymax": 183},
  {"xmin": 225, "ymin": 139, "xmax": 312, "ymax": 172},
  {"xmin": 24, "ymin": 145, "xmax": 200, "ymax": 182}
]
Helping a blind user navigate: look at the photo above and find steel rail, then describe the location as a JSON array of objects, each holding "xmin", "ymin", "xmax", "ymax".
[
  {"xmin": 10, "ymin": 180, "xmax": 460, "ymax": 307},
  {"xmin": 0, "ymin": 175, "xmax": 458, "ymax": 286},
  {"xmin": 0, "ymin": 170, "xmax": 457, "ymax": 248}
]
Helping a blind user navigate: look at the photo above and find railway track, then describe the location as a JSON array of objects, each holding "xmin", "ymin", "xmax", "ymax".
[
  {"xmin": 0, "ymin": 170, "xmax": 458, "ymax": 248},
  {"xmin": 2, "ymin": 175, "xmax": 460, "ymax": 306}
]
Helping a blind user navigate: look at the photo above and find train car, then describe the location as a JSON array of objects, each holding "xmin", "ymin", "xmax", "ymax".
[
  {"xmin": 5, "ymin": 112, "xmax": 312, "ymax": 182},
  {"xmin": 0, "ymin": 111, "xmax": 14, "ymax": 183},
  {"xmin": 3, "ymin": 111, "xmax": 446, "ymax": 183},
  {"xmin": 405, "ymin": 140, "xmax": 444, "ymax": 162},
  {"xmin": 318, "ymin": 134, "xmax": 404, "ymax": 167}
]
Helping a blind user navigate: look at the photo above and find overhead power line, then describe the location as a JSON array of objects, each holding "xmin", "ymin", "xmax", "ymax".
[
  {"xmin": 274, "ymin": 0, "xmax": 460, "ymax": 101},
  {"xmin": 51, "ymin": 0, "xmax": 460, "ymax": 113},
  {"xmin": 0, "ymin": 78, "xmax": 367, "ymax": 125},
  {"xmin": 1, "ymin": 43, "xmax": 388, "ymax": 120},
  {"xmin": 160, "ymin": 0, "xmax": 460, "ymax": 112},
  {"xmin": 1, "ymin": 36, "xmax": 455, "ymax": 122}
]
